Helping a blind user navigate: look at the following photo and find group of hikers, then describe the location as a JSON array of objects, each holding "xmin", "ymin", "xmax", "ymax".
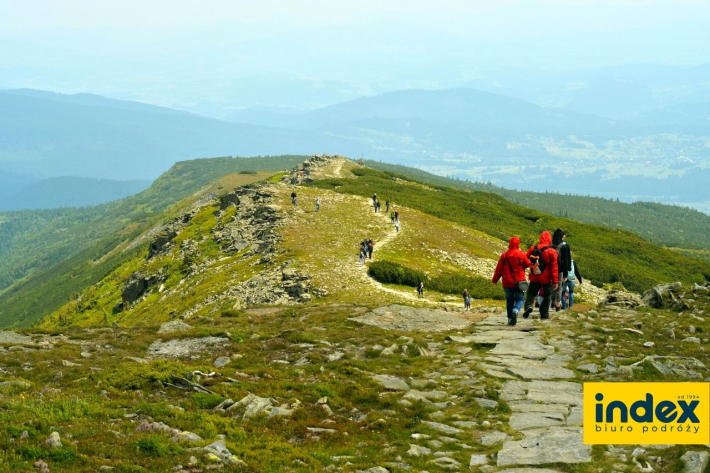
[
  {"xmin": 373, "ymin": 194, "xmax": 400, "ymax": 231},
  {"xmin": 492, "ymin": 229, "xmax": 583, "ymax": 326},
  {"xmin": 295, "ymin": 189, "xmax": 578, "ymax": 325},
  {"xmin": 359, "ymin": 238, "xmax": 375, "ymax": 265}
]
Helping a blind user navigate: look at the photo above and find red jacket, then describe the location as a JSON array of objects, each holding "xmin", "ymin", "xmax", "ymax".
[
  {"xmin": 492, "ymin": 237, "xmax": 531, "ymax": 288},
  {"xmin": 526, "ymin": 231, "xmax": 559, "ymax": 285}
]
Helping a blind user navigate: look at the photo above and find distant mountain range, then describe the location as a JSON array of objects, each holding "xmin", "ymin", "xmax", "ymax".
[
  {"xmin": 2, "ymin": 87, "xmax": 709, "ymax": 210},
  {"xmin": 0, "ymin": 176, "xmax": 151, "ymax": 211}
]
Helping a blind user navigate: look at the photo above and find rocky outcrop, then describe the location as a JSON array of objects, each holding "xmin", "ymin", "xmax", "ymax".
[
  {"xmin": 121, "ymin": 269, "xmax": 165, "ymax": 306},
  {"xmin": 147, "ymin": 211, "xmax": 196, "ymax": 258},
  {"xmin": 286, "ymin": 154, "xmax": 346, "ymax": 184},
  {"xmin": 604, "ymin": 290, "xmax": 642, "ymax": 308},
  {"xmin": 642, "ymin": 282, "xmax": 682, "ymax": 309}
]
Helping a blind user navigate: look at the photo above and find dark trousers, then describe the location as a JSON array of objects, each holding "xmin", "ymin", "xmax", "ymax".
[{"xmin": 524, "ymin": 281, "xmax": 553, "ymax": 318}]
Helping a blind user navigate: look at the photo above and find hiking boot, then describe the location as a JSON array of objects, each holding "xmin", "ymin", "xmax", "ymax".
[
  {"xmin": 540, "ymin": 314, "xmax": 550, "ymax": 320},
  {"xmin": 522, "ymin": 307, "xmax": 532, "ymax": 319},
  {"xmin": 509, "ymin": 314, "xmax": 517, "ymax": 326}
]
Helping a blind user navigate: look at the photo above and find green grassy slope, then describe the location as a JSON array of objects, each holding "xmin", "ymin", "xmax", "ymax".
[
  {"xmin": 0, "ymin": 156, "xmax": 306, "ymax": 328},
  {"xmin": 366, "ymin": 160, "xmax": 710, "ymax": 251},
  {"xmin": 309, "ymin": 167, "xmax": 710, "ymax": 292}
]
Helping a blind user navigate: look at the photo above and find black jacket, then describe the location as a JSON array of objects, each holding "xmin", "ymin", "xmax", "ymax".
[{"xmin": 556, "ymin": 242, "xmax": 572, "ymax": 277}]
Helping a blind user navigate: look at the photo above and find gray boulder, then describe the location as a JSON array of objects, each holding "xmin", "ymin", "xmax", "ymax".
[
  {"xmin": 681, "ymin": 451, "xmax": 710, "ymax": 473},
  {"xmin": 642, "ymin": 282, "xmax": 682, "ymax": 308}
]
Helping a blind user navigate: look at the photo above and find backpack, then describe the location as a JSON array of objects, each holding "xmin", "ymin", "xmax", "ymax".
[
  {"xmin": 568, "ymin": 260, "xmax": 576, "ymax": 281},
  {"xmin": 529, "ymin": 245, "xmax": 551, "ymax": 276}
]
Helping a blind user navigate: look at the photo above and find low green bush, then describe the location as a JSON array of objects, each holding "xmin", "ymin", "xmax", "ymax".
[{"xmin": 368, "ymin": 260, "xmax": 504, "ymax": 300}]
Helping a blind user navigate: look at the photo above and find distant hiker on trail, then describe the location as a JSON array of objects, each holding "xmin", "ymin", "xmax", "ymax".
[
  {"xmin": 522, "ymin": 231, "xmax": 559, "ymax": 320},
  {"xmin": 359, "ymin": 244, "xmax": 366, "ymax": 265},
  {"xmin": 385, "ymin": 200, "xmax": 390, "ymax": 213},
  {"xmin": 395, "ymin": 220, "xmax": 400, "ymax": 233},
  {"xmin": 291, "ymin": 191, "xmax": 297, "ymax": 209},
  {"xmin": 395, "ymin": 210, "xmax": 399, "ymax": 222},
  {"xmin": 562, "ymin": 259, "xmax": 583, "ymax": 309},
  {"xmin": 315, "ymin": 197, "xmax": 321, "ymax": 212},
  {"xmin": 390, "ymin": 211, "xmax": 395, "ymax": 223},
  {"xmin": 551, "ymin": 228, "xmax": 572, "ymax": 312},
  {"xmin": 463, "ymin": 289, "xmax": 471, "ymax": 310},
  {"xmin": 492, "ymin": 236, "xmax": 531, "ymax": 326},
  {"xmin": 372, "ymin": 193, "xmax": 377, "ymax": 205},
  {"xmin": 417, "ymin": 281, "xmax": 425, "ymax": 298},
  {"xmin": 367, "ymin": 239, "xmax": 374, "ymax": 259}
]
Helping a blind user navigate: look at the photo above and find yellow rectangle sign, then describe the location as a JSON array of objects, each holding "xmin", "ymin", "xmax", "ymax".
[{"xmin": 583, "ymin": 382, "xmax": 709, "ymax": 445}]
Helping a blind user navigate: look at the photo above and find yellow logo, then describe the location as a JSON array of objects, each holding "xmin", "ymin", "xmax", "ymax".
[{"xmin": 583, "ymin": 382, "xmax": 709, "ymax": 445}]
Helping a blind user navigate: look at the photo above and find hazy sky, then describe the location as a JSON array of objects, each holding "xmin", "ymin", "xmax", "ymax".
[
  {"xmin": 3, "ymin": 0, "xmax": 709, "ymax": 43},
  {"xmin": 1, "ymin": 0, "xmax": 709, "ymax": 114}
]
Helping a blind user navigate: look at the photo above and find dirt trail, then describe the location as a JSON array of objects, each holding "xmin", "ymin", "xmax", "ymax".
[{"xmin": 352, "ymin": 197, "xmax": 460, "ymax": 306}]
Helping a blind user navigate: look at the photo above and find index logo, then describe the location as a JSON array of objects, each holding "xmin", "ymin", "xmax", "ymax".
[{"xmin": 584, "ymin": 382, "xmax": 709, "ymax": 445}]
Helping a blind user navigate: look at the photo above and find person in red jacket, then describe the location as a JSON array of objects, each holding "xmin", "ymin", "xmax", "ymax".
[
  {"xmin": 522, "ymin": 230, "xmax": 559, "ymax": 320},
  {"xmin": 492, "ymin": 236, "xmax": 531, "ymax": 326}
]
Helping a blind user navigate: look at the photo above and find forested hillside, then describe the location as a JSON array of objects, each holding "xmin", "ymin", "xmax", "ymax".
[
  {"xmin": 0, "ymin": 156, "xmax": 305, "ymax": 325},
  {"xmin": 366, "ymin": 161, "xmax": 710, "ymax": 252}
]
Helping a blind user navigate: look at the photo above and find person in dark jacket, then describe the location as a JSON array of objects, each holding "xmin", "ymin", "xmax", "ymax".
[
  {"xmin": 551, "ymin": 228, "xmax": 572, "ymax": 312},
  {"xmin": 562, "ymin": 259, "xmax": 583, "ymax": 309},
  {"xmin": 522, "ymin": 231, "xmax": 559, "ymax": 320},
  {"xmin": 492, "ymin": 236, "xmax": 531, "ymax": 326}
]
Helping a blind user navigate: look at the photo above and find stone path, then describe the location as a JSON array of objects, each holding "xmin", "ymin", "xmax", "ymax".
[
  {"xmin": 458, "ymin": 315, "xmax": 591, "ymax": 468},
  {"xmin": 363, "ymin": 312, "xmax": 592, "ymax": 470}
]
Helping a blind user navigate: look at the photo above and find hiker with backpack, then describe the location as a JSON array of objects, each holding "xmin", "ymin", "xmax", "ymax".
[
  {"xmin": 315, "ymin": 197, "xmax": 321, "ymax": 212},
  {"xmin": 367, "ymin": 239, "xmax": 374, "ymax": 259},
  {"xmin": 395, "ymin": 219, "xmax": 400, "ymax": 233},
  {"xmin": 394, "ymin": 210, "xmax": 399, "ymax": 222},
  {"xmin": 463, "ymin": 289, "xmax": 471, "ymax": 310},
  {"xmin": 562, "ymin": 259, "xmax": 583, "ymax": 309},
  {"xmin": 417, "ymin": 281, "xmax": 425, "ymax": 298},
  {"xmin": 551, "ymin": 229, "xmax": 572, "ymax": 312},
  {"xmin": 291, "ymin": 191, "xmax": 298, "ymax": 209},
  {"xmin": 385, "ymin": 200, "xmax": 390, "ymax": 213},
  {"xmin": 492, "ymin": 236, "xmax": 531, "ymax": 326},
  {"xmin": 522, "ymin": 231, "xmax": 559, "ymax": 320},
  {"xmin": 390, "ymin": 211, "xmax": 395, "ymax": 223},
  {"xmin": 359, "ymin": 244, "xmax": 367, "ymax": 265}
]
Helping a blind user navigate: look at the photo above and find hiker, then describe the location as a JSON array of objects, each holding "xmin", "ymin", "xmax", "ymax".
[
  {"xmin": 417, "ymin": 281, "xmax": 425, "ymax": 298},
  {"xmin": 367, "ymin": 239, "xmax": 374, "ymax": 259},
  {"xmin": 315, "ymin": 197, "xmax": 321, "ymax": 212},
  {"xmin": 385, "ymin": 200, "xmax": 390, "ymax": 213},
  {"xmin": 562, "ymin": 259, "xmax": 583, "ymax": 309},
  {"xmin": 291, "ymin": 191, "xmax": 297, "ymax": 209},
  {"xmin": 395, "ymin": 220, "xmax": 400, "ymax": 233},
  {"xmin": 492, "ymin": 236, "xmax": 531, "ymax": 326},
  {"xmin": 395, "ymin": 210, "xmax": 399, "ymax": 222},
  {"xmin": 372, "ymin": 193, "xmax": 377, "ymax": 205},
  {"xmin": 551, "ymin": 229, "xmax": 572, "ymax": 312},
  {"xmin": 463, "ymin": 289, "xmax": 471, "ymax": 310},
  {"xmin": 359, "ymin": 244, "xmax": 366, "ymax": 265},
  {"xmin": 390, "ymin": 211, "xmax": 395, "ymax": 223},
  {"xmin": 522, "ymin": 231, "xmax": 559, "ymax": 320}
]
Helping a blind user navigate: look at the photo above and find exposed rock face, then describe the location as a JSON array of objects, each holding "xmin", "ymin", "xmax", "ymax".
[
  {"xmin": 681, "ymin": 451, "xmax": 710, "ymax": 473},
  {"xmin": 642, "ymin": 282, "xmax": 686, "ymax": 309},
  {"xmin": 350, "ymin": 305, "xmax": 471, "ymax": 332},
  {"xmin": 497, "ymin": 427, "xmax": 591, "ymax": 466},
  {"xmin": 157, "ymin": 320, "xmax": 193, "ymax": 334},
  {"xmin": 147, "ymin": 211, "xmax": 196, "ymax": 258},
  {"xmin": 147, "ymin": 337, "xmax": 229, "ymax": 358},
  {"xmin": 219, "ymin": 191, "xmax": 240, "ymax": 210},
  {"xmin": 287, "ymin": 154, "xmax": 345, "ymax": 184},
  {"xmin": 0, "ymin": 331, "xmax": 32, "ymax": 345},
  {"xmin": 121, "ymin": 270, "xmax": 165, "ymax": 305},
  {"xmin": 604, "ymin": 291, "xmax": 642, "ymax": 308}
]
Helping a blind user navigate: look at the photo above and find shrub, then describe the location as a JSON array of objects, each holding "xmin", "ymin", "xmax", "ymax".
[
  {"xmin": 368, "ymin": 260, "xmax": 504, "ymax": 300},
  {"xmin": 367, "ymin": 261, "xmax": 426, "ymax": 287}
]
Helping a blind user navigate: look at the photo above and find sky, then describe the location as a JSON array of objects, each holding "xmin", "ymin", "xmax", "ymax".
[{"xmin": 1, "ymin": 0, "xmax": 709, "ymax": 114}]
